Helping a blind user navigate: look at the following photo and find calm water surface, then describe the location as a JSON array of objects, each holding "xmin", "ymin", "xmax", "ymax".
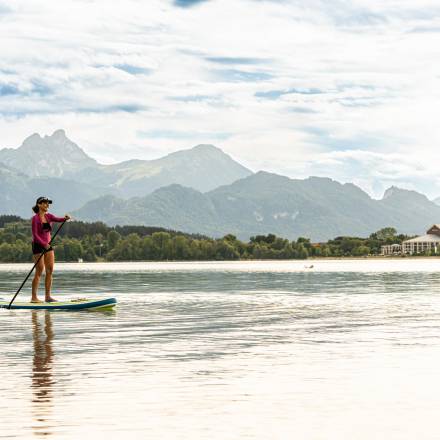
[{"xmin": 2, "ymin": 259, "xmax": 440, "ymax": 439}]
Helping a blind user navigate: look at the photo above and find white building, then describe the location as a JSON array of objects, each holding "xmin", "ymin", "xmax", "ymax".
[
  {"xmin": 401, "ymin": 224, "xmax": 440, "ymax": 255},
  {"xmin": 381, "ymin": 243, "xmax": 402, "ymax": 255}
]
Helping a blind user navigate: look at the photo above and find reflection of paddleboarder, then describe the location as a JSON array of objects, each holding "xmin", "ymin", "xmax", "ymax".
[
  {"xmin": 31, "ymin": 197, "xmax": 70, "ymax": 303},
  {"xmin": 31, "ymin": 310, "xmax": 54, "ymax": 437}
]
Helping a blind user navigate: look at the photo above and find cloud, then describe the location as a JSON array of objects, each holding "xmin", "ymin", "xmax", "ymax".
[
  {"xmin": 114, "ymin": 64, "xmax": 153, "ymax": 75},
  {"xmin": 408, "ymin": 26, "xmax": 440, "ymax": 33},
  {"xmin": 305, "ymin": 149, "xmax": 440, "ymax": 199},
  {"xmin": 0, "ymin": 78, "xmax": 54, "ymax": 98},
  {"xmin": 0, "ymin": 2, "xmax": 11, "ymax": 15},
  {"xmin": 329, "ymin": 8, "xmax": 388, "ymax": 28},
  {"xmin": 0, "ymin": 83, "xmax": 20, "ymax": 96},
  {"xmin": 138, "ymin": 128, "xmax": 232, "ymax": 141},
  {"xmin": 205, "ymin": 56, "xmax": 267, "ymax": 65},
  {"xmin": 174, "ymin": 0, "xmax": 210, "ymax": 7},
  {"xmin": 212, "ymin": 69, "xmax": 273, "ymax": 82},
  {"xmin": 168, "ymin": 94, "xmax": 219, "ymax": 102},
  {"xmin": 333, "ymin": 96, "xmax": 385, "ymax": 108},
  {"xmin": 77, "ymin": 104, "xmax": 147, "ymax": 114},
  {"xmin": 29, "ymin": 80, "xmax": 53, "ymax": 97},
  {"xmin": 300, "ymin": 125, "xmax": 396, "ymax": 153},
  {"xmin": 0, "ymin": 104, "xmax": 147, "ymax": 118},
  {"xmin": 286, "ymin": 106, "xmax": 317, "ymax": 114},
  {"xmin": 255, "ymin": 88, "xmax": 324, "ymax": 99},
  {"xmin": 1, "ymin": 0, "xmax": 440, "ymax": 198}
]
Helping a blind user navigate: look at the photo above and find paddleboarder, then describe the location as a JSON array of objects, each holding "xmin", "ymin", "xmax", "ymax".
[{"xmin": 31, "ymin": 197, "xmax": 70, "ymax": 303}]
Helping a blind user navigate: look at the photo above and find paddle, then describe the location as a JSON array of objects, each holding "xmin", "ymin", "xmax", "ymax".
[{"xmin": 8, "ymin": 219, "xmax": 68, "ymax": 309}]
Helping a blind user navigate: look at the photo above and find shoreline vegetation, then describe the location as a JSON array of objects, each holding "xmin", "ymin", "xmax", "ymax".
[{"xmin": 0, "ymin": 215, "xmax": 427, "ymax": 263}]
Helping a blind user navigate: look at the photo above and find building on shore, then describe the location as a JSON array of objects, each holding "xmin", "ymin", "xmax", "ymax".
[
  {"xmin": 382, "ymin": 224, "xmax": 440, "ymax": 255},
  {"xmin": 381, "ymin": 243, "xmax": 402, "ymax": 255}
]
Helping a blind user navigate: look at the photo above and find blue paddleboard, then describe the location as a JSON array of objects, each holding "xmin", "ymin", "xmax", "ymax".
[{"xmin": 0, "ymin": 297, "xmax": 117, "ymax": 310}]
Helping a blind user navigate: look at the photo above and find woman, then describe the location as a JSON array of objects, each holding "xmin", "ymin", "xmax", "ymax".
[{"xmin": 31, "ymin": 196, "xmax": 70, "ymax": 303}]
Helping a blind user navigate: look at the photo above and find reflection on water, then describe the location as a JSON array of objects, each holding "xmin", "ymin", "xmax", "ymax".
[
  {"xmin": 2, "ymin": 261, "xmax": 440, "ymax": 439},
  {"xmin": 31, "ymin": 311, "xmax": 54, "ymax": 437}
]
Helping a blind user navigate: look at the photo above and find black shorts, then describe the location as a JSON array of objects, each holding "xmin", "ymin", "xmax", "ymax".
[{"xmin": 32, "ymin": 242, "xmax": 53, "ymax": 255}]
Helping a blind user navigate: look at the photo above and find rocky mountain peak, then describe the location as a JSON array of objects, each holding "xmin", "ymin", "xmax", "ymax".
[
  {"xmin": 382, "ymin": 186, "xmax": 398, "ymax": 200},
  {"xmin": 21, "ymin": 133, "xmax": 43, "ymax": 149},
  {"xmin": 0, "ymin": 129, "xmax": 98, "ymax": 177},
  {"xmin": 50, "ymin": 128, "xmax": 67, "ymax": 139},
  {"xmin": 382, "ymin": 186, "xmax": 430, "ymax": 204},
  {"xmin": 191, "ymin": 144, "xmax": 222, "ymax": 153}
]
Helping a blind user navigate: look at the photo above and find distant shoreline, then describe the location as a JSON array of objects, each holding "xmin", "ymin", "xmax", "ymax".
[{"xmin": 0, "ymin": 255, "xmax": 439, "ymax": 265}]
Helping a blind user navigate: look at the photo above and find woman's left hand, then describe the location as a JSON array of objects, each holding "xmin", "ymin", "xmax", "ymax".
[{"xmin": 64, "ymin": 214, "xmax": 71, "ymax": 220}]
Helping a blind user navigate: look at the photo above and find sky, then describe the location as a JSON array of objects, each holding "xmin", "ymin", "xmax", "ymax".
[{"xmin": 1, "ymin": 0, "xmax": 440, "ymax": 199}]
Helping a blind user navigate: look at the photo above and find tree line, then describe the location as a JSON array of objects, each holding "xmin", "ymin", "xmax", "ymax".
[{"xmin": 0, "ymin": 216, "xmax": 415, "ymax": 263}]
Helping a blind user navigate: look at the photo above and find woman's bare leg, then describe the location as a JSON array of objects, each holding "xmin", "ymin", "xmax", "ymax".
[
  {"xmin": 31, "ymin": 254, "xmax": 45, "ymax": 302},
  {"xmin": 43, "ymin": 251, "xmax": 56, "ymax": 301}
]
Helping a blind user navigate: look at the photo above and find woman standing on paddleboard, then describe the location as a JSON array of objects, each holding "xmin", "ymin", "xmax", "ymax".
[{"xmin": 31, "ymin": 197, "xmax": 70, "ymax": 303}]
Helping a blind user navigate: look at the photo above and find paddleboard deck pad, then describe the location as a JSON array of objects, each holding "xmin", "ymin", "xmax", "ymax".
[{"xmin": 0, "ymin": 297, "xmax": 117, "ymax": 310}]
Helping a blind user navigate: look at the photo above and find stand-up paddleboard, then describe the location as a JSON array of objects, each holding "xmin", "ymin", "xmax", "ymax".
[{"xmin": 0, "ymin": 297, "xmax": 117, "ymax": 311}]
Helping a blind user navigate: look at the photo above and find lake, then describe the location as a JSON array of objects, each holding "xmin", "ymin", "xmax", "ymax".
[{"xmin": 1, "ymin": 259, "xmax": 440, "ymax": 439}]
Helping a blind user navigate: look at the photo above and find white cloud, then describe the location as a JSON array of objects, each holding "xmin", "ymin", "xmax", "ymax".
[{"xmin": 1, "ymin": 0, "xmax": 440, "ymax": 198}]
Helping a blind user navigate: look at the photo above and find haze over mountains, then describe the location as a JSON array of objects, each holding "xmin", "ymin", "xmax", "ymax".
[
  {"xmin": 0, "ymin": 130, "xmax": 98, "ymax": 178},
  {"xmin": 74, "ymin": 172, "xmax": 440, "ymax": 242},
  {"xmin": 1, "ymin": 130, "xmax": 440, "ymax": 241},
  {"xmin": 0, "ymin": 130, "xmax": 252, "ymax": 197}
]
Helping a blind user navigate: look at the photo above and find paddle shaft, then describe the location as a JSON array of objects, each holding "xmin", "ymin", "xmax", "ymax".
[{"xmin": 7, "ymin": 219, "xmax": 67, "ymax": 309}]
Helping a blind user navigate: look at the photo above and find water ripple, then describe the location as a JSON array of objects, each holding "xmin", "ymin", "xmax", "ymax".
[{"xmin": 2, "ymin": 261, "xmax": 440, "ymax": 439}]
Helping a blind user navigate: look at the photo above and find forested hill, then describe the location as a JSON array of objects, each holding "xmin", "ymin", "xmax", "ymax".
[
  {"xmin": 73, "ymin": 172, "xmax": 440, "ymax": 241},
  {"xmin": 0, "ymin": 216, "xmax": 415, "ymax": 262}
]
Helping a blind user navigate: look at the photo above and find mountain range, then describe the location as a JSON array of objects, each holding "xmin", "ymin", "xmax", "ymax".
[
  {"xmin": 0, "ymin": 130, "xmax": 251, "ymax": 214},
  {"xmin": 1, "ymin": 130, "xmax": 440, "ymax": 241},
  {"xmin": 73, "ymin": 172, "xmax": 440, "ymax": 241},
  {"xmin": 0, "ymin": 130, "xmax": 252, "ymax": 198}
]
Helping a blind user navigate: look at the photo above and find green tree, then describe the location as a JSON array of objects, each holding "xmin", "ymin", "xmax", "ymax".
[
  {"xmin": 61, "ymin": 239, "xmax": 84, "ymax": 261},
  {"xmin": 295, "ymin": 243, "xmax": 309, "ymax": 259},
  {"xmin": 107, "ymin": 230, "xmax": 121, "ymax": 251},
  {"xmin": 272, "ymin": 237, "xmax": 288, "ymax": 251},
  {"xmin": 371, "ymin": 227, "xmax": 397, "ymax": 241},
  {"xmin": 140, "ymin": 236, "xmax": 154, "ymax": 260},
  {"xmin": 152, "ymin": 232, "xmax": 172, "ymax": 259},
  {"xmin": 174, "ymin": 235, "xmax": 190, "ymax": 259},
  {"xmin": 0, "ymin": 243, "xmax": 14, "ymax": 262},
  {"xmin": 353, "ymin": 245, "xmax": 370, "ymax": 256},
  {"xmin": 250, "ymin": 234, "xmax": 276, "ymax": 245},
  {"xmin": 198, "ymin": 240, "xmax": 215, "ymax": 260},
  {"xmin": 2, "ymin": 232, "xmax": 15, "ymax": 244},
  {"xmin": 280, "ymin": 242, "xmax": 294, "ymax": 258},
  {"xmin": 321, "ymin": 245, "xmax": 332, "ymax": 257},
  {"xmin": 83, "ymin": 246, "xmax": 98, "ymax": 262},
  {"xmin": 215, "ymin": 240, "xmax": 240, "ymax": 260}
]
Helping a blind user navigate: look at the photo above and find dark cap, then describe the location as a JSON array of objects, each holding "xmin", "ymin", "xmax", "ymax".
[{"xmin": 36, "ymin": 196, "xmax": 52, "ymax": 204}]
